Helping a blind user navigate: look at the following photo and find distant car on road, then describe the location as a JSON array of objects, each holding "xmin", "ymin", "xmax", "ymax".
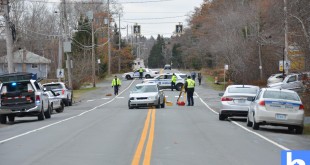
[
  {"xmin": 142, "ymin": 73, "xmax": 187, "ymax": 91},
  {"xmin": 246, "ymin": 88, "xmax": 304, "ymax": 134},
  {"xmin": 268, "ymin": 73, "xmax": 304, "ymax": 92},
  {"xmin": 218, "ymin": 85, "xmax": 260, "ymax": 121},
  {"xmin": 122, "ymin": 68, "xmax": 159, "ymax": 80},
  {"xmin": 164, "ymin": 64, "xmax": 171, "ymax": 70},
  {"xmin": 42, "ymin": 82, "xmax": 73, "ymax": 106},
  {"xmin": 267, "ymin": 73, "xmax": 285, "ymax": 86},
  {"xmin": 128, "ymin": 83, "xmax": 165, "ymax": 109}
]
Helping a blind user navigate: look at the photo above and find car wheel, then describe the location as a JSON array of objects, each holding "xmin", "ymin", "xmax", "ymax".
[
  {"xmin": 252, "ymin": 114, "xmax": 259, "ymax": 130},
  {"xmin": 38, "ymin": 105, "xmax": 45, "ymax": 121},
  {"xmin": 69, "ymin": 95, "xmax": 73, "ymax": 106},
  {"xmin": 65, "ymin": 96, "xmax": 70, "ymax": 106},
  {"xmin": 161, "ymin": 97, "xmax": 165, "ymax": 108},
  {"xmin": 44, "ymin": 104, "xmax": 52, "ymax": 119},
  {"xmin": 145, "ymin": 74, "xmax": 151, "ymax": 79},
  {"xmin": 0, "ymin": 115, "xmax": 7, "ymax": 124},
  {"xmin": 288, "ymin": 126, "xmax": 294, "ymax": 133},
  {"xmin": 126, "ymin": 75, "xmax": 132, "ymax": 80},
  {"xmin": 128, "ymin": 100, "xmax": 133, "ymax": 109},
  {"xmin": 56, "ymin": 101, "xmax": 65, "ymax": 113},
  {"xmin": 246, "ymin": 116, "xmax": 252, "ymax": 127},
  {"xmin": 156, "ymin": 99, "xmax": 161, "ymax": 109},
  {"xmin": 176, "ymin": 83, "xmax": 183, "ymax": 91},
  {"xmin": 8, "ymin": 115, "xmax": 15, "ymax": 122},
  {"xmin": 295, "ymin": 126, "xmax": 303, "ymax": 134},
  {"xmin": 219, "ymin": 114, "xmax": 226, "ymax": 121}
]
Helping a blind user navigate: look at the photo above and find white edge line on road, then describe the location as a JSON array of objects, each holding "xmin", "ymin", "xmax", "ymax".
[
  {"xmin": 195, "ymin": 92, "xmax": 290, "ymax": 151},
  {"xmin": 0, "ymin": 80, "xmax": 136, "ymax": 145}
]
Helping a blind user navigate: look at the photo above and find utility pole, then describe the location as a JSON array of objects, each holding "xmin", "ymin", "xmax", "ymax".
[
  {"xmin": 91, "ymin": 13, "xmax": 96, "ymax": 87},
  {"xmin": 118, "ymin": 14, "xmax": 121, "ymax": 72},
  {"xmin": 3, "ymin": 0, "xmax": 14, "ymax": 73},
  {"xmin": 57, "ymin": 10, "xmax": 63, "ymax": 82},
  {"xmin": 107, "ymin": 0, "xmax": 111, "ymax": 75},
  {"xmin": 62, "ymin": 0, "xmax": 72, "ymax": 88},
  {"xmin": 284, "ymin": 0, "xmax": 289, "ymax": 74}
]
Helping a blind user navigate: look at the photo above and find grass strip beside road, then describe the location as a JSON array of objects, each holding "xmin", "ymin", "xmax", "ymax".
[
  {"xmin": 73, "ymin": 87, "xmax": 98, "ymax": 100},
  {"xmin": 304, "ymin": 124, "xmax": 310, "ymax": 134},
  {"xmin": 205, "ymin": 75, "xmax": 225, "ymax": 91}
]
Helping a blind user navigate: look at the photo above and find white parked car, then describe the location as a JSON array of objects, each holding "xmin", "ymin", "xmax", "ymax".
[
  {"xmin": 247, "ymin": 88, "xmax": 304, "ymax": 134},
  {"xmin": 44, "ymin": 90, "xmax": 65, "ymax": 113},
  {"xmin": 142, "ymin": 73, "xmax": 187, "ymax": 91},
  {"xmin": 268, "ymin": 73, "xmax": 304, "ymax": 91},
  {"xmin": 42, "ymin": 82, "xmax": 73, "ymax": 106},
  {"xmin": 267, "ymin": 73, "xmax": 285, "ymax": 86},
  {"xmin": 218, "ymin": 85, "xmax": 260, "ymax": 121},
  {"xmin": 122, "ymin": 68, "xmax": 159, "ymax": 80}
]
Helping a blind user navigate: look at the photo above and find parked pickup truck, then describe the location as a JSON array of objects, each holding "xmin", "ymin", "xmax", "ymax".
[
  {"xmin": 0, "ymin": 72, "xmax": 51, "ymax": 124},
  {"xmin": 268, "ymin": 73, "xmax": 304, "ymax": 91}
]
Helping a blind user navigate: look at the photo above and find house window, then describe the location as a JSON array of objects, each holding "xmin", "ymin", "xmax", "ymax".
[{"xmin": 32, "ymin": 64, "xmax": 38, "ymax": 69}]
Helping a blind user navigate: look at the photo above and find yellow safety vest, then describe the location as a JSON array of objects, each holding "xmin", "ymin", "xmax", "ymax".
[
  {"xmin": 112, "ymin": 78, "xmax": 121, "ymax": 86},
  {"xmin": 171, "ymin": 75, "xmax": 177, "ymax": 83},
  {"xmin": 187, "ymin": 79, "xmax": 195, "ymax": 88},
  {"xmin": 139, "ymin": 68, "xmax": 144, "ymax": 73}
]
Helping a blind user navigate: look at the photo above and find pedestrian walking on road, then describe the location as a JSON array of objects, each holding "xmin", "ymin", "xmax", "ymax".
[
  {"xmin": 139, "ymin": 67, "xmax": 144, "ymax": 79},
  {"xmin": 185, "ymin": 76, "xmax": 195, "ymax": 106},
  {"xmin": 171, "ymin": 73, "xmax": 177, "ymax": 91},
  {"xmin": 191, "ymin": 71, "xmax": 196, "ymax": 81},
  {"xmin": 198, "ymin": 72, "xmax": 202, "ymax": 85},
  {"xmin": 112, "ymin": 75, "xmax": 122, "ymax": 95}
]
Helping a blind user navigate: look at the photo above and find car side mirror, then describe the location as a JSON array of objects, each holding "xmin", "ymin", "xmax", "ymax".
[{"xmin": 219, "ymin": 93, "xmax": 224, "ymax": 96}]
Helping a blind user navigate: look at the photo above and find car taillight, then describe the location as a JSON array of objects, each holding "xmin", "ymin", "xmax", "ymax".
[
  {"xmin": 221, "ymin": 97, "xmax": 233, "ymax": 101},
  {"xmin": 36, "ymin": 95, "xmax": 40, "ymax": 101},
  {"xmin": 62, "ymin": 89, "xmax": 65, "ymax": 95},
  {"xmin": 299, "ymin": 104, "xmax": 304, "ymax": 110},
  {"xmin": 259, "ymin": 101, "xmax": 265, "ymax": 106}
]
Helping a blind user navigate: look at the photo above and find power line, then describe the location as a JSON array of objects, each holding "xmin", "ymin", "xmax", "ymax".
[
  {"xmin": 122, "ymin": 15, "xmax": 186, "ymax": 20},
  {"xmin": 118, "ymin": 0, "xmax": 174, "ymax": 4},
  {"xmin": 123, "ymin": 21, "xmax": 181, "ymax": 24}
]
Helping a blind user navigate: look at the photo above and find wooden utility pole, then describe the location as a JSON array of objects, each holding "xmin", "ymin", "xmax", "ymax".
[{"xmin": 3, "ymin": 0, "xmax": 14, "ymax": 73}]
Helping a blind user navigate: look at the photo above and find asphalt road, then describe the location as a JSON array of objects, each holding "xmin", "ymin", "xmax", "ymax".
[{"xmin": 0, "ymin": 70, "xmax": 309, "ymax": 165}]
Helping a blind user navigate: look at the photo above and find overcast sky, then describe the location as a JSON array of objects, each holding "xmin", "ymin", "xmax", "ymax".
[{"xmin": 118, "ymin": 0, "xmax": 204, "ymax": 38}]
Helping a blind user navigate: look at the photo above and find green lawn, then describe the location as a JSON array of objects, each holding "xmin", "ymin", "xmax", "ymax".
[
  {"xmin": 73, "ymin": 87, "xmax": 98, "ymax": 100},
  {"xmin": 304, "ymin": 124, "xmax": 310, "ymax": 135},
  {"xmin": 204, "ymin": 75, "xmax": 226, "ymax": 91}
]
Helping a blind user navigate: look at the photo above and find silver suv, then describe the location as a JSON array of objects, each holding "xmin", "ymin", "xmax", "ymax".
[
  {"xmin": 42, "ymin": 82, "xmax": 73, "ymax": 106},
  {"xmin": 0, "ymin": 73, "xmax": 50, "ymax": 124}
]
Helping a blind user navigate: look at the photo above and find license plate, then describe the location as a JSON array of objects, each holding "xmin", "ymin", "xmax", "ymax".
[{"xmin": 275, "ymin": 114, "xmax": 287, "ymax": 120}]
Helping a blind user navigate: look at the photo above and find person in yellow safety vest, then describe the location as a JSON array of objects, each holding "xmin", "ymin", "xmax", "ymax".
[
  {"xmin": 185, "ymin": 76, "xmax": 195, "ymax": 106},
  {"xmin": 112, "ymin": 75, "xmax": 122, "ymax": 95},
  {"xmin": 139, "ymin": 67, "xmax": 144, "ymax": 79},
  {"xmin": 171, "ymin": 73, "xmax": 177, "ymax": 91}
]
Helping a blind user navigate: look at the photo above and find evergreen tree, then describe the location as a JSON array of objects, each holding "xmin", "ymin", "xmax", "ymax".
[{"xmin": 148, "ymin": 35, "xmax": 165, "ymax": 68}]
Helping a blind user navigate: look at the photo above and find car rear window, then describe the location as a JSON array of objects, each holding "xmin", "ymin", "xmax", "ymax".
[
  {"xmin": 43, "ymin": 84, "xmax": 62, "ymax": 90},
  {"xmin": 263, "ymin": 91, "xmax": 300, "ymax": 101},
  {"xmin": 228, "ymin": 87, "xmax": 258, "ymax": 94}
]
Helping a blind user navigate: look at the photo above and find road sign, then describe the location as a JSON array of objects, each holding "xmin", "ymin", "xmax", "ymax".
[
  {"xmin": 279, "ymin": 60, "xmax": 290, "ymax": 71},
  {"xmin": 57, "ymin": 69, "xmax": 64, "ymax": 78},
  {"xmin": 63, "ymin": 41, "xmax": 71, "ymax": 53},
  {"xmin": 176, "ymin": 25, "xmax": 183, "ymax": 34},
  {"xmin": 133, "ymin": 25, "xmax": 141, "ymax": 34},
  {"xmin": 224, "ymin": 64, "xmax": 229, "ymax": 70}
]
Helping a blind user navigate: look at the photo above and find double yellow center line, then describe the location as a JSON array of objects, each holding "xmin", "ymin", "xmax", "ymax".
[{"xmin": 131, "ymin": 108, "xmax": 156, "ymax": 165}]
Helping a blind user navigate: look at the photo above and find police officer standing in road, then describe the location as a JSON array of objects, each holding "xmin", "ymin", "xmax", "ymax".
[
  {"xmin": 171, "ymin": 73, "xmax": 177, "ymax": 91},
  {"xmin": 185, "ymin": 76, "xmax": 195, "ymax": 106},
  {"xmin": 112, "ymin": 75, "xmax": 122, "ymax": 95},
  {"xmin": 139, "ymin": 67, "xmax": 144, "ymax": 79}
]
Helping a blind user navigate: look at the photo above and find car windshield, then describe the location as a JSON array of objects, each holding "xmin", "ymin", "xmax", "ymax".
[
  {"xmin": 132, "ymin": 85, "xmax": 158, "ymax": 93},
  {"xmin": 43, "ymin": 84, "xmax": 62, "ymax": 90},
  {"xmin": 178, "ymin": 75, "xmax": 187, "ymax": 79},
  {"xmin": 228, "ymin": 87, "xmax": 258, "ymax": 94},
  {"xmin": 263, "ymin": 91, "xmax": 300, "ymax": 101}
]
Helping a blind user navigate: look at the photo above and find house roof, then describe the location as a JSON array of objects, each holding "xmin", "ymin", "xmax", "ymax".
[{"xmin": 0, "ymin": 49, "xmax": 51, "ymax": 64}]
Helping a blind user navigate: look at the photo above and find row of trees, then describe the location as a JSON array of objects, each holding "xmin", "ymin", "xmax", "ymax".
[
  {"xmin": 167, "ymin": 0, "xmax": 310, "ymax": 83},
  {"xmin": 0, "ymin": 0, "xmax": 136, "ymax": 89}
]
